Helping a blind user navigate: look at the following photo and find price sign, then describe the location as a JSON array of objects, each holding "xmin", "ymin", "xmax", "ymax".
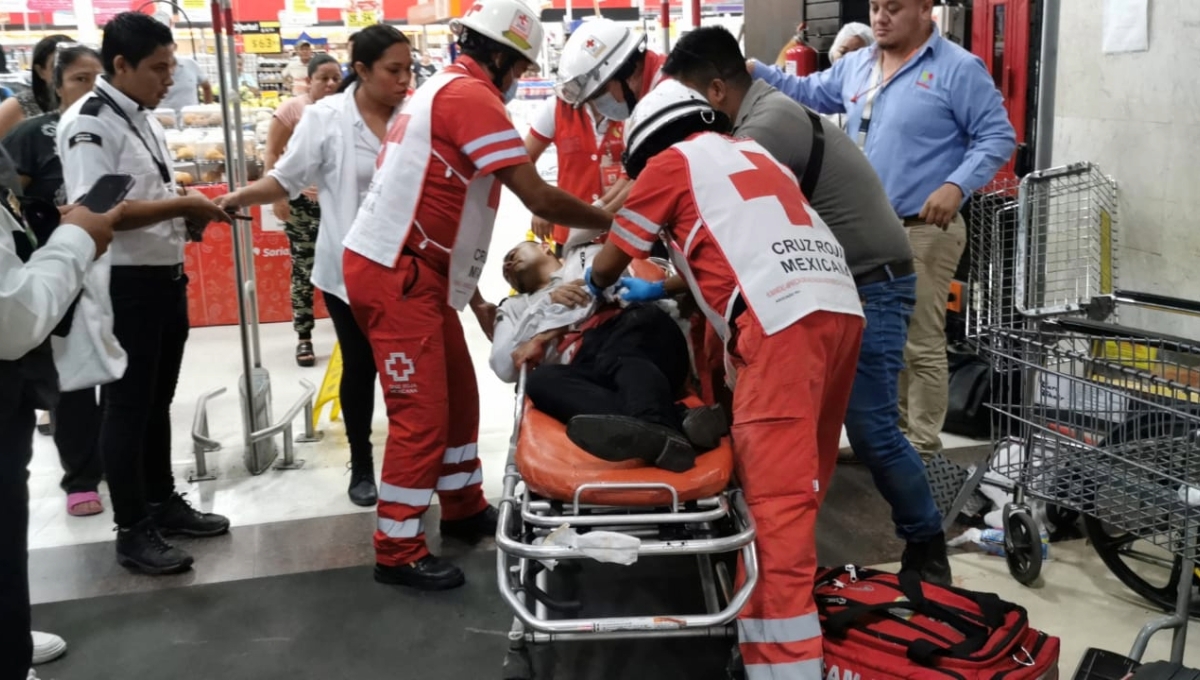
[
  {"xmin": 344, "ymin": 10, "xmax": 379, "ymax": 28},
  {"xmin": 235, "ymin": 21, "xmax": 283, "ymax": 54},
  {"xmin": 243, "ymin": 33, "xmax": 282, "ymax": 53}
]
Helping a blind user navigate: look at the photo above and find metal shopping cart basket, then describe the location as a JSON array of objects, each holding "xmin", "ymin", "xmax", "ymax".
[{"xmin": 935, "ymin": 162, "xmax": 1200, "ymax": 663}]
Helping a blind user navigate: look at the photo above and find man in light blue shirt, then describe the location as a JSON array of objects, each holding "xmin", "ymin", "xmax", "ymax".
[{"xmin": 749, "ymin": 0, "xmax": 1015, "ymax": 457}]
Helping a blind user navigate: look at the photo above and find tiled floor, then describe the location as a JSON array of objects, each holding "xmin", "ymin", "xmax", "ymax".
[{"xmin": 24, "ymin": 162, "xmax": 1197, "ymax": 672}]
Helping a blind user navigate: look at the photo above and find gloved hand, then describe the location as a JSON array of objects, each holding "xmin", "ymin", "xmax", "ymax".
[
  {"xmin": 583, "ymin": 266, "xmax": 612, "ymax": 299},
  {"xmin": 616, "ymin": 277, "xmax": 667, "ymax": 303}
]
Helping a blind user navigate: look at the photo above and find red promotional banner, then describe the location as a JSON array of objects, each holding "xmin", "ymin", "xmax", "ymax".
[
  {"xmin": 185, "ymin": 185, "xmax": 329, "ymax": 328},
  {"xmin": 25, "ymin": 0, "xmax": 72, "ymax": 11},
  {"xmin": 93, "ymin": 0, "xmax": 133, "ymax": 23}
]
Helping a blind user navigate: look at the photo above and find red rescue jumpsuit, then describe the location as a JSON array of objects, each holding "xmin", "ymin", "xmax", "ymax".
[
  {"xmin": 342, "ymin": 56, "xmax": 531, "ymax": 566},
  {"xmin": 606, "ymin": 136, "xmax": 863, "ymax": 680}
]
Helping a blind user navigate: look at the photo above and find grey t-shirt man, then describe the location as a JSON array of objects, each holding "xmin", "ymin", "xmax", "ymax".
[
  {"xmin": 160, "ymin": 56, "xmax": 209, "ymax": 112},
  {"xmin": 734, "ymin": 79, "xmax": 912, "ymax": 277}
]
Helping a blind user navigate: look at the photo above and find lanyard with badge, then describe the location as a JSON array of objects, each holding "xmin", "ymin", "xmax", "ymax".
[
  {"xmin": 851, "ymin": 46, "xmax": 923, "ymax": 150},
  {"xmin": 93, "ymin": 88, "xmax": 172, "ymax": 186}
]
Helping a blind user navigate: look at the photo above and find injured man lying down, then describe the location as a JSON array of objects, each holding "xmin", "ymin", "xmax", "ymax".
[{"xmin": 491, "ymin": 240, "xmax": 728, "ymax": 473}]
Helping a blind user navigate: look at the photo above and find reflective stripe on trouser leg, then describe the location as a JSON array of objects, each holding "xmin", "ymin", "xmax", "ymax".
[
  {"xmin": 344, "ymin": 250, "xmax": 451, "ymax": 567},
  {"xmin": 729, "ymin": 313, "xmax": 863, "ymax": 680},
  {"xmin": 435, "ymin": 305, "xmax": 488, "ymax": 522}
]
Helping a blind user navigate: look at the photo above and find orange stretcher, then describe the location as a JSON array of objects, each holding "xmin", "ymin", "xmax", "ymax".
[{"xmin": 496, "ymin": 314, "xmax": 758, "ymax": 678}]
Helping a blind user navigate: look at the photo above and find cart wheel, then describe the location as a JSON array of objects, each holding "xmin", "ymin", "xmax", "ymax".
[
  {"xmin": 1004, "ymin": 506, "xmax": 1043, "ymax": 586},
  {"xmin": 502, "ymin": 647, "xmax": 533, "ymax": 680}
]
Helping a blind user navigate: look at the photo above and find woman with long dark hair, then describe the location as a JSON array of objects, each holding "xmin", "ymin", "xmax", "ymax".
[
  {"xmin": 3, "ymin": 44, "xmax": 105, "ymax": 517},
  {"xmin": 263, "ymin": 52, "xmax": 342, "ymax": 367},
  {"xmin": 217, "ymin": 25, "xmax": 413, "ymax": 507},
  {"xmin": 0, "ymin": 34, "xmax": 71, "ymax": 139}
]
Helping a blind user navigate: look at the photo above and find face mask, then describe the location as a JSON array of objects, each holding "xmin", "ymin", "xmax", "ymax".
[
  {"xmin": 593, "ymin": 91, "xmax": 631, "ymax": 121},
  {"xmin": 504, "ymin": 78, "xmax": 519, "ymax": 104}
]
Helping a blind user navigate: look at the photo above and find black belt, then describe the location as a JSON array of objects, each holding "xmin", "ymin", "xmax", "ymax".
[
  {"xmin": 111, "ymin": 263, "xmax": 185, "ymax": 281},
  {"xmin": 854, "ymin": 259, "xmax": 914, "ymax": 287}
]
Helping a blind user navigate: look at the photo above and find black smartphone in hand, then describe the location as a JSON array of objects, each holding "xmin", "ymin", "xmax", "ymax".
[{"xmin": 79, "ymin": 174, "xmax": 135, "ymax": 213}]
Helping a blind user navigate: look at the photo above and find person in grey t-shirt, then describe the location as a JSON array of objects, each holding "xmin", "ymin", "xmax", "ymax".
[
  {"xmin": 159, "ymin": 53, "xmax": 212, "ymax": 112},
  {"xmin": 662, "ymin": 26, "xmax": 952, "ymax": 586}
]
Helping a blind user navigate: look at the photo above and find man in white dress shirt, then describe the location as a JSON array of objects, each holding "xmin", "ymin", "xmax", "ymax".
[{"xmin": 58, "ymin": 12, "xmax": 231, "ymax": 577}]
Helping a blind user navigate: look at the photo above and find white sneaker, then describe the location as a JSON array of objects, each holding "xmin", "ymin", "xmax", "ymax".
[{"xmin": 32, "ymin": 631, "xmax": 67, "ymax": 664}]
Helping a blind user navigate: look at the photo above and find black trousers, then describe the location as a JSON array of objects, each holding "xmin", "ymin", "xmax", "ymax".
[
  {"xmin": 526, "ymin": 304, "xmax": 689, "ymax": 431},
  {"xmin": 52, "ymin": 387, "xmax": 103, "ymax": 494},
  {"xmin": 322, "ymin": 291, "xmax": 376, "ymax": 468},
  {"xmin": 100, "ymin": 268, "xmax": 189, "ymax": 528},
  {"xmin": 0, "ymin": 403, "xmax": 34, "ymax": 678}
]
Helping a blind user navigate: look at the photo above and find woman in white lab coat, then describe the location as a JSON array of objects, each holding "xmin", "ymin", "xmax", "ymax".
[{"xmin": 217, "ymin": 24, "xmax": 413, "ymax": 507}]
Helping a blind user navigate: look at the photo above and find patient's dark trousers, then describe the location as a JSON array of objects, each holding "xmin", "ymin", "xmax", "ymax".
[{"xmin": 526, "ymin": 304, "xmax": 690, "ymax": 431}]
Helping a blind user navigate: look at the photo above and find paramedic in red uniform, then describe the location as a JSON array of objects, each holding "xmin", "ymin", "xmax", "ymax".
[
  {"xmin": 551, "ymin": 18, "xmax": 667, "ymax": 212},
  {"xmin": 587, "ymin": 80, "xmax": 865, "ymax": 680},
  {"xmin": 341, "ymin": 0, "xmax": 614, "ymax": 592}
]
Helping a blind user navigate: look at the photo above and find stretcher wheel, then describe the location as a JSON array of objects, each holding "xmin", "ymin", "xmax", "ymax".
[
  {"xmin": 1003, "ymin": 505, "xmax": 1043, "ymax": 586},
  {"xmin": 502, "ymin": 647, "xmax": 533, "ymax": 680}
]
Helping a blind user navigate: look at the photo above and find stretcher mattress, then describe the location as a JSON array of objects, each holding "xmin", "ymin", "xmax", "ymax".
[{"xmin": 516, "ymin": 398, "xmax": 734, "ymax": 506}]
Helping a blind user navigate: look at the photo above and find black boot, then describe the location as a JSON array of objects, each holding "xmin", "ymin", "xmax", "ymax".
[
  {"xmin": 149, "ymin": 493, "xmax": 230, "ymax": 538},
  {"xmin": 348, "ymin": 461, "xmax": 378, "ymax": 507},
  {"xmin": 116, "ymin": 518, "xmax": 194, "ymax": 575},
  {"xmin": 681, "ymin": 404, "xmax": 730, "ymax": 451},
  {"xmin": 566, "ymin": 415, "xmax": 697, "ymax": 472},
  {"xmin": 901, "ymin": 531, "xmax": 953, "ymax": 587},
  {"xmin": 374, "ymin": 555, "xmax": 465, "ymax": 591},
  {"xmin": 441, "ymin": 505, "xmax": 498, "ymax": 544}
]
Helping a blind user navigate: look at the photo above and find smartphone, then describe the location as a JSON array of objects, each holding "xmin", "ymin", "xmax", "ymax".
[{"xmin": 79, "ymin": 174, "xmax": 135, "ymax": 213}]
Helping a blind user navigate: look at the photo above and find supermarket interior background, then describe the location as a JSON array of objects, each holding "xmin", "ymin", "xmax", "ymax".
[{"xmin": 4, "ymin": 0, "xmax": 1200, "ymax": 678}]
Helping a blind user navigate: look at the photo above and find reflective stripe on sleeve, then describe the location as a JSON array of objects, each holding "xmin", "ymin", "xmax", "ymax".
[
  {"xmin": 744, "ymin": 658, "xmax": 823, "ymax": 680},
  {"xmin": 462, "ymin": 129, "xmax": 522, "ymax": 155},
  {"xmin": 737, "ymin": 614, "xmax": 821, "ymax": 645}
]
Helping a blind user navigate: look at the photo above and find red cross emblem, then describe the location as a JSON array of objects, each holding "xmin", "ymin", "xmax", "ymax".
[
  {"xmin": 586, "ymin": 38, "xmax": 596, "ymax": 49},
  {"xmin": 728, "ymin": 151, "xmax": 811, "ymax": 226}
]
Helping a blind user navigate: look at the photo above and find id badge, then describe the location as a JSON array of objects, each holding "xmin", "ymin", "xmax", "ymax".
[{"xmin": 599, "ymin": 152, "xmax": 622, "ymax": 192}]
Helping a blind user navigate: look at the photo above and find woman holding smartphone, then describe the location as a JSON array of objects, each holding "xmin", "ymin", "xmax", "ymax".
[
  {"xmin": 2, "ymin": 44, "xmax": 105, "ymax": 517},
  {"xmin": 216, "ymin": 25, "xmax": 413, "ymax": 507},
  {"xmin": 263, "ymin": 52, "xmax": 342, "ymax": 368}
]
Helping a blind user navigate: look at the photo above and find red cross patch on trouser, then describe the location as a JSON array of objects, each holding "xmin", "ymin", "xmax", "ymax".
[
  {"xmin": 728, "ymin": 311, "xmax": 863, "ymax": 680},
  {"xmin": 343, "ymin": 250, "xmax": 490, "ymax": 566}
]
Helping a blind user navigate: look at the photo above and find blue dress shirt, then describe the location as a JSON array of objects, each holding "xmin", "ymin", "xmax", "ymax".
[{"xmin": 753, "ymin": 27, "xmax": 1016, "ymax": 218}]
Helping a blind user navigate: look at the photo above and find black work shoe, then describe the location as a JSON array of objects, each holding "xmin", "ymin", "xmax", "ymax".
[
  {"xmin": 901, "ymin": 531, "xmax": 953, "ymax": 587},
  {"xmin": 567, "ymin": 414, "xmax": 696, "ymax": 472},
  {"xmin": 681, "ymin": 404, "xmax": 730, "ymax": 451},
  {"xmin": 374, "ymin": 555, "xmax": 466, "ymax": 591},
  {"xmin": 116, "ymin": 518, "xmax": 194, "ymax": 576},
  {"xmin": 441, "ymin": 505, "xmax": 498, "ymax": 544},
  {"xmin": 348, "ymin": 468, "xmax": 378, "ymax": 507},
  {"xmin": 149, "ymin": 493, "xmax": 230, "ymax": 538}
]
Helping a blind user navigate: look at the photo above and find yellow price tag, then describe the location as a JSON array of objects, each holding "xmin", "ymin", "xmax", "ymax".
[
  {"xmin": 261, "ymin": 91, "xmax": 280, "ymax": 100},
  {"xmin": 345, "ymin": 10, "xmax": 378, "ymax": 28},
  {"xmin": 243, "ymin": 33, "xmax": 282, "ymax": 54}
]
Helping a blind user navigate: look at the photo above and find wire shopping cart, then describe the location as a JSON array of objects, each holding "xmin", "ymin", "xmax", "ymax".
[{"xmin": 937, "ymin": 162, "xmax": 1200, "ymax": 663}]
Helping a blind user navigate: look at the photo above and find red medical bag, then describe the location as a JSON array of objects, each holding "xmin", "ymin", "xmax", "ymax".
[{"xmin": 815, "ymin": 566, "xmax": 1060, "ymax": 680}]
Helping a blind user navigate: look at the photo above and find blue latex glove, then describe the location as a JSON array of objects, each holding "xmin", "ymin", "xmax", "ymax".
[
  {"xmin": 616, "ymin": 277, "xmax": 667, "ymax": 303},
  {"xmin": 583, "ymin": 267, "xmax": 608, "ymax": 298}
]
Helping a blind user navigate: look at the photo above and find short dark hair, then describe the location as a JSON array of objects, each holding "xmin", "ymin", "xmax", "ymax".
[
  {"xmin": 662, "ymin": 25, "xmax": 752, "ymax": 89},
  {"xmin": 339, "ymin": 24, "xmax": 409, "ymax": 92},
  {"xmin": 307, "ymin": 52, "xmax": 338, "ymax": 78},
  {"xmin": 101, "ymin": 12, "xmax": 175, "ymax": 75}
]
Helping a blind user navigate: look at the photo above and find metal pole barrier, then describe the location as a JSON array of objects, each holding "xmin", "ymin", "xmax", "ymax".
[
  {"xmin": 1033, "ymin": 0, "xmax": 1060, "ymax": 171},
  {"xmin": 660, "ymin": 0, "xmax": 670, "ymax": 52},
  {"xmin": 189, "ymin": 387, "xmax": 226, "ymax": 482}
]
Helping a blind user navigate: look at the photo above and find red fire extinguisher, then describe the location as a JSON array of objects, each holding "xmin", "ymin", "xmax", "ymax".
[{"xmin": 784, "ymin": 23, "xmax": 819, "ymax": 77}]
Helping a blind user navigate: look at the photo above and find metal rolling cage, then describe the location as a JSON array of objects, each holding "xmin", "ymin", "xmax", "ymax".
[{"xmin": 187, "ymin": 0, "xmax": 322, "ymax": 481}]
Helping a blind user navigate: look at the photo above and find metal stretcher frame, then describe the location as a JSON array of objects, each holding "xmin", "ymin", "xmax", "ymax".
[{"xmin": 495, "ymin": 368, "xmax": 759, "ymax": 673}]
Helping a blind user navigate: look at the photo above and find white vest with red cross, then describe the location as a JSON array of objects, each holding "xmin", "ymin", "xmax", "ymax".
[
  {"xmin": 343, "ymin": 71, "xmax": 497, "ymax": 311},
  {"xmin": 669, "ymin": 133, "xmax": 863, "ymax": 342}
]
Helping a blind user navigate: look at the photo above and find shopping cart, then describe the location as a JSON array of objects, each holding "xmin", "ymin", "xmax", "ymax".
[{"xmin": 936, "ymin": 162, "xmax": 1200, "ymax": 663}]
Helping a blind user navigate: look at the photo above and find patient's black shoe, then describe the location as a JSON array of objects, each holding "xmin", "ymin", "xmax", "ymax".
[
  {"xmin": 681, "ymin": 404, "xmax": 730, "ymax": 451},
  {"xmin": 566, "ymin": 415, "xmax": 696, "ymax": 472}
]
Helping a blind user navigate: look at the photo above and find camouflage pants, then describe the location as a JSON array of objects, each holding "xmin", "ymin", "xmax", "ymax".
[{"xmin": 283, "ymin": 195, "xmax": 320, "ymax": 338}]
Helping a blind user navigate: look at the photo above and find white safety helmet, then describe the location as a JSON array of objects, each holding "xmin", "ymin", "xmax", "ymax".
[
  {"xmin": 451, "ymin": 0, "xmax": 544, "ymax": 65},
  {"xmin": 555, "ymin": 18, "xmax": 646, "ymax": 107},
  {"xmin": 621, "ymin": 79, "xmax": 729, "ymax": 179}
]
